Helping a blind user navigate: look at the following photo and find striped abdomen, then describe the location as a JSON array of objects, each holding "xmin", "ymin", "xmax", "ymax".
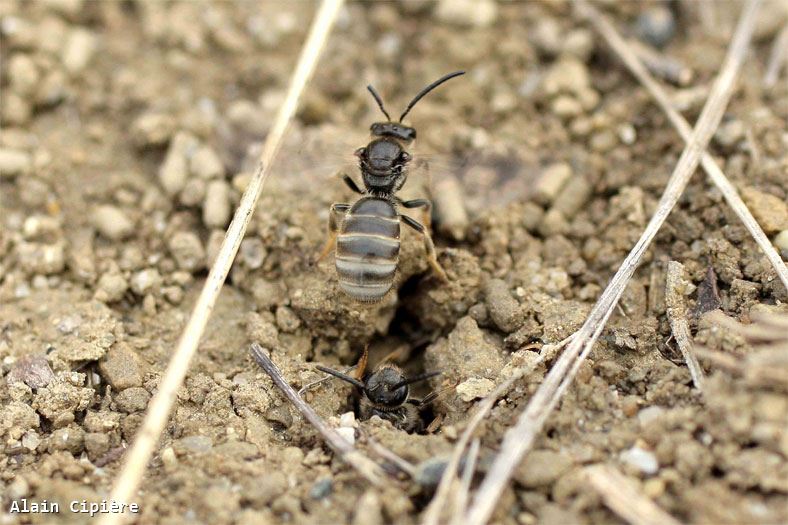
[{"xmin": 336, "ymin": 197, "xmax": 400, "ymax": 302}]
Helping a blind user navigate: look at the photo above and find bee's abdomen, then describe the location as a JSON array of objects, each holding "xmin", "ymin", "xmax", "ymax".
[{"xmin": 336, "ymin": 198, "xmax": 400, "ymax": 302}]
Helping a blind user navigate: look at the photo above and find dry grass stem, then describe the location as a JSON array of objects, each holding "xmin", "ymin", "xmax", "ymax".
[
  {"xmin": 249, "ymin": 344, "xmax": 385, "ymax": 485},
  {"xmin": 421, "ymin": 335, "xmax": 572, "ymax": 525},
  {"xmin": 464, "ymin": 3, "xmax": 761, "ymax": 523},
  {"xmin": 585, "ymin": 464, "xmax": 683, "ymax": 525},
  {"xmin": 99, "ymin": 2, "xmax": 345, "ymax": 522},
  {"xmin": 665, "ymin": 261, "xmax": 705, "ymax": 389},
  {"xmin": 451, "ymin": 438, "xmax": 480, "ymax": 525},
  {"xmin": 630, "ymin": 39, "xmax": 693, "ymax": 85},
  {"xmin": 579, "ymin": 0, "xmax": 788, "ymax": 293},
  {"xmin": 764, "ymin": 24, "xmax": 788, "ymax": 87}
]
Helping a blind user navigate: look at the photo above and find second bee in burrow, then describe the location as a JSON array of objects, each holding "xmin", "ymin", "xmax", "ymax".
[{"xmin": 315, "ymin": 71, "xmax": 465, "ymax": 302}]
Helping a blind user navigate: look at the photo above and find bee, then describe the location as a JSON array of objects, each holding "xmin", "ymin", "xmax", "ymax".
[
  {"xmin": 316, "ymin": 346, "xmax": 441, "ymax": 433},
  {"xmin": 315, "ymin": 71, "xmax": 465, "ymax": 302}
]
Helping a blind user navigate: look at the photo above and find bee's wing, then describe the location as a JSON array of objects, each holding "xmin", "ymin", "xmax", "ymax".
[{"xmin": 408, "ymin": 147, "xmax": 540, "ymax": 240}]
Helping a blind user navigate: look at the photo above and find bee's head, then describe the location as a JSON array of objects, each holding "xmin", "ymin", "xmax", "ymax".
[{"xmin": 364, "ymin": 365, "xmax": 409, "ymax": 408}]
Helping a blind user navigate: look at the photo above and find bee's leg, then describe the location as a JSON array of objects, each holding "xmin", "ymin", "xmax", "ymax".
[
  {"xmin": 342, "ymin": 174, "xmax": 365, "ymax": 194},
  {"xmin": 314, "ymin": 203, "xmax": 350, "ymax": 264},
  {"xmin": 400, "ymin": 198, "xmax": 433, "ymax": 231},
  {"xmin": 402, "ymin": 214, "xmax": 448, "ymax": 282}
]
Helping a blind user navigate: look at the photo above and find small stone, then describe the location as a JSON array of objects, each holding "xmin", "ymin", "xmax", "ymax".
[
  {"xmin": 275, "ymin": 305, "xmax": 301, "ymax": 333},
  {"xmin": 16, "ymin": 242, "xmax": 65, "ymax": 275},
  {"xmin": 636, "ymin": 5, "xmax": 676, "ymax": 48},
  {"xmin": 94, "ymin": 272, "xmax": 128, "ymax": 303},
  {"xmin": 543, "ymin": 57, "xmax": 591, "ymax": 96},
  {"xmin": 741, "ymin": 187, "xmax": 788, "ymax": 234},
  {"xmin": 533, "ymin": 162, "xmax": 572, "ymax": 206},
  {"xmin": 0, "ymin": 148, "xmax": 32, "ymax": 178},
  {"xmin": 309, "ymin": 478, "xmax": 332, "ymax": 500},
  {"xmin": 161, "ymin": 446, "xmax": 178, "ymax": 471},
  {"xmin": 414, "ymin": 456, "xmax": 451, "ymax": 488},
  {"xmin": 484, "ymin": 279, "xmax": 522, "ymax": 333},
  {"xmin": 130, "ymin": 268, "xmax": 162, "ymax": 295},
  {"xmin": 8, "ymin": 54, "xmax": 39, "ymax": 96},
  {"xmin": 61, "ymin": 28, "xmax": 96, "ymax": 74},
  {"xmin": 174, "ymin": 435, "xmax": 213, "ymax": 455},
  {"xmin": 339, "ymin": 411, "xmax": 357, "ymax": 428},
  {"xmin": 514, "ymin": 450, "xmax": 574, "ymax": 488},
  {"xmin": 531, "ymin": 17, "xmax": 562, "ymax": 57},
  {"xmin": 114, "ymin": 387, "xmax": 151, "ymax": 413},
  {"xmin": 91, "ymin": 205, "xmax": 134, "ymax": 240},
  {"xmin": 84, "ymin": 432, "xmax": 110, "ymax": 460},
  {"xmin": 21, "ymin": 430, "xmax": 41, "ymax": 451},
  {"xmin": 6, "ymin": 355, "xmax": 55, "ymax": 389},
  {"xmin": 621, "ymin": 446, "xmax": 659, "ymax": 475},
  {"xmin": 159, "ymin": 132, "xmax": 198, "ymax": 196},
  {"xmin": 352, "ymin": 491, "xmax": 383, "ymax": 525},
  {"xmin": 203, "ymin": 180, "xmax": 231, "ymax": 228},
  {"xmin": 562, "ymin": 29, "xmax": 594, "ymax": 62},
  {"xmin": 167, "ymin": 231, "xmax": 205, "ymax": 272},
  {"xmin": 714, "ymin": 119, "xmax": 745, "ymax": 149},
  {"xmin": 190, "ymin": 145, "xmax": 224, "ymax": 179},
  {"xmin": 550, "ymin": 95, "xmax": 582, "ymax": 118},
  {"xmin": 131, "ymin": 112, "xmax": 176, "ymax": 148},
  {"xmin": 180, "ymin": 178, "xmax": 206, "ymax": 207},
  {"xmin": 456, "ymin": 377, "xmax": 495, "ymax": 402},
  {"xmin": 48, "ymin": 425, "xmax": 85, "ymax": 454},
  {"xmin": 774, "ymin": 230, "xmax": 788, "ymax": 259},
  {"xmin": 243, "ymin": 470, "xmax": 287, "ymax": 506},
  {"xmin": 98, "ymin": 344, "xmax": 144, "ymax": 390},
  {"xmin": 239, "ymin": 238, "xmax": 267, "ymax": 269},
  {"xmin": 435, "ymin": 0, "xmax": 497, "ymax": 28},
  {"xmin": 637, "ymin": 406, "xmax": 665, "ymax": 427}
]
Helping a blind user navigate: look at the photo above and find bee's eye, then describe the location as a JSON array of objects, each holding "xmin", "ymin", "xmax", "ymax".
[{"xmin": 401, "ymin": 152, "xmax": 411, "ymax": 163}]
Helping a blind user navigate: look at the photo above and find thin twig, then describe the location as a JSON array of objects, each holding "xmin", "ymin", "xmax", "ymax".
[
  {"xmin": 764, "ymin": 24, "xmax": 788, "ymax": 88},
  {"xmin": 421, "ymin": 335, "xmax": 572, "ymax": 525},
  {"xmin": 630, "ymin": 39, "xmax": 693, "ymax": 86},
  {"xmin": 451, "ymin": 438, "xmax": 480, "ymax": 525},
  {"xmin": 585, "ymin": 464, "xmax": 683, "ymax": 525},
  {"xmin": 464, "ymin": 3, "xmax": 761, "ymax": 524},
  {"xmin": 249, "ymin": 344, "xmax": 385, "ymax": 485},
  {"xmin": 582, "ymin": 0, "xmax": 788, "ymax": 293},
  {"xmin": 365, "ymin": 436, "xmax": 417, "ymax": 477},
  {"xmin": 665, "ymin": 261, "xmax": 705, "ymax": 389},
  {"xmin": 100, "ymin": 2, "xmax": 345, "ymax": 522}
]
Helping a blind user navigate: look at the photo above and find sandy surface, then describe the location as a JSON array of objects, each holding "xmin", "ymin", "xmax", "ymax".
[{"xmin": 1, "ymin": 1, "xmax": 787, "ymax": 524}]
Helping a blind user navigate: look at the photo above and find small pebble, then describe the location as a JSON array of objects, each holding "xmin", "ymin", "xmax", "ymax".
[
  {"xmin": 0, "ymin": 148, "xmax": 32, "ymax": 178},
  {"xmin": 435, "ymin": 0, "xmax": 497, "ymax": 28},
  {"xmin": 130, "ymin": 268, "xmax": 162, "ymax": 295},
  {"xmin": 8, "ymin": 54, "xmax": 39, "ymax": 96},
  {"xmin": 533, "ymin": 162, "xmax": 572, "ymax": 206},
  {"xmin": 98, "ymin": 344, "xmax": 143, "ymax": 390},
  {"xmin": 94, "ymin": 272, "xmax": 129, "ymax": 303},
  {"xmin": 456, "ymin": 377, "xmax": 495, "ymax": 402},
  {"xmin": 741, "ymin": 187, "xmax": 788, "ymax": 234},
  {"xmin": 414, "ymin": 457, "xmax": 451, "ymax": 488},
  {"xmin": 114, "ymin": 387, "xmax": 151, "ymax": 413},
  {"xmin": 636, "ymin": 5, "xmax": 676, "ymax": 49},
  {"xmin": 484, "ymin": 279, "xmax": 521, "ymax": 333},
  {"xmin": 159, "ymin": 132, "xmax": 198, "ymax": 196},
  {"xmin": 203, "ymin": 180, "xmax": 231, "ymax": 228},
  {"xmin": 167, "ymin": 231, "xmax": 205, "ymax": 272},
  {"xmin": 180, "ymin": 178, "xmax": 207, "ymax": 207},
  {"xmin": 91, "ymin": 205, "xmax": 134, "ymax": 240},
  {"xmin": 714, "ymin": 119, "xmax": 745, "ymax": 149},
  {"xmin": 336, "ymin": 426, "xmax": 355, "ymax": 446},
  {"xmin": 309, "ymin": 478, "xmax": 333, "ymax": 500},
  {"xmin": 240, "ymin": 238, "xmax": 267, "ymax": 269},
  {"xmin": 7, "ymin": 355, "xmax": 55, "ymax": 389},
  {"xmin": 621, "ymin": 446, "xmax": 659, "ymax": 475},
  {"xmin": 190, "ymin": 145, "xmax": 224, "ymax": 179},
  {"xmin": 16, "ymin": 242, "xmax": 65, "ymax": 275},
  {"xmin": 61, "ymin": 28, "xmax": 96, "ymax": 74},
  {"xmin": 774, "ymin": 230, "xmax": 788, "ymax": 259},
  {"xmin": 131, "ymin": 112, "xmax": 176, "ymax": 148}
]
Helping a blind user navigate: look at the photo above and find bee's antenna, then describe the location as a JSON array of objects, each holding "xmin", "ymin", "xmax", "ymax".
[
  {"xmin": 398, "ymin": 70, "xmax": 465, "ymax": 123},
  {"xmin": 315, "ymin": 365, "xmax": 366, "ymax": 389},
  {"xmin": 367, "ymin": 85, "xmax": 392, "ymax": 121},
  {"xmin": 392, "ymin": 371, "xmax": 441, "ymax": 390}
]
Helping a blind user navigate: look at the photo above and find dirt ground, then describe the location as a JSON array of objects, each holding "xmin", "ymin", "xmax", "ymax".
[{"xmin": 1, "ymin": 1, "xmax": 788, "ymax": 524}]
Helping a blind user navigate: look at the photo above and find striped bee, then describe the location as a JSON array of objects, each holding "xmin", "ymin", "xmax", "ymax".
[{"xmin": 315, "ymin": 71, "xmax": 465, "ymax": 302}]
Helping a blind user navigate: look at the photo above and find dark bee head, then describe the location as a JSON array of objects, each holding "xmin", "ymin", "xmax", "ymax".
[
  {"xmin": 363, "ymin": 365, "xmax": 409, "ymax": 407},
  {"xmin": 355, "ymin": 139, "xmax": 411, "ymax": 183},
  {"xmin": 370, "ymin": 122, "xmax": 416, "ymax": 142}
]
